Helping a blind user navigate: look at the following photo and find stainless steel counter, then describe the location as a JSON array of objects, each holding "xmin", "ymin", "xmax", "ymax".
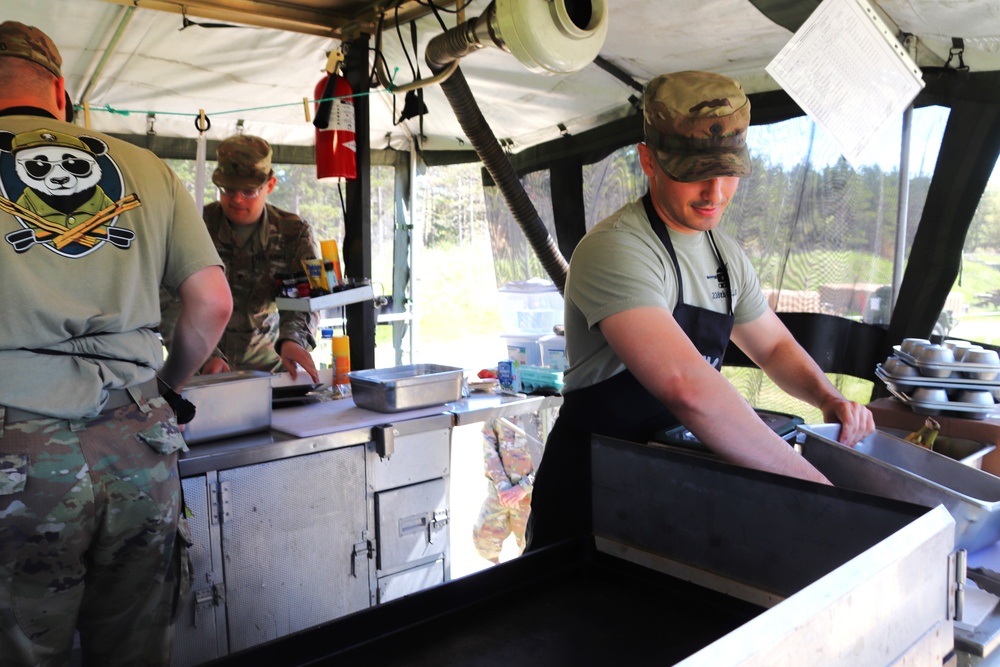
[
  {"xmin": 178, "ymin": 391, "xmax": 561, "ymax": 477},
  {"xmin": 178, "ymin": 426, "xmax": 372, "ymax": 477},
  {"xmin": 447, "ymin": 392, "xmax": 562, "ymax": 424},
  {"xmin": 172, "ymin": 389, "xmax": 561, "ymax": 665}
]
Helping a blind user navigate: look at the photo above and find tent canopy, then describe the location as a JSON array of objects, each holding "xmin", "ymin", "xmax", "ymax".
[{"xmin": 7, "ymin": 0, "xmax": 1000, "ymax": 159}]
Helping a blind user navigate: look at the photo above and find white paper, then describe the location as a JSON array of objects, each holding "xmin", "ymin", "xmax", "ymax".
[{"xmin": 765, "ymin": 0, "xmax": 924, "ymax": 169}]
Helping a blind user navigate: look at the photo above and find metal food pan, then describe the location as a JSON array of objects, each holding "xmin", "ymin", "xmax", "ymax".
[
  {"xmin": 181, "ymin": 370, "xmax": 272, "ymax": 444},
  {"xmin": 877, "ymin": 429, "xmax": 995, "ymax": 470},
  {"xmin": 349, "ymin": 364, "xmax": 463, "ymax": 413},
  {"xmin": 798, "ymin": 423, "xmax": 1000, "ymax": 551}
]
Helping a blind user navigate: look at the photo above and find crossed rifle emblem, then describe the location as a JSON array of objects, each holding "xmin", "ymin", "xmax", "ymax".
[{"xmin": 1, "ymin": 192, "xmax": 140, "ymax": 253}]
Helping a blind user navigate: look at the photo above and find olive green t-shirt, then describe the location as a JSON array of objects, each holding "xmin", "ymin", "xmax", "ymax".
[
  {"xmin": 562, "ymin": 198, "xmax": 768, "ymax": 392},
  {"xmin": 0, "ymin": 116, "xmax": 222, "ymax": 418}
]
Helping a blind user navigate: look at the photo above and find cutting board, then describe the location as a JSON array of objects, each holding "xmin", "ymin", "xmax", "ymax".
[{"xmin": 270, "ymin": 397, "xmax": 452, "ymax": 438}]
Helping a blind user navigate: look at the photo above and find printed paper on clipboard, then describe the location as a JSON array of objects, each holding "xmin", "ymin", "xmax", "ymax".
[{"xmin": 765, "ymin": 0, "xmax": 924, "ymax": 170}]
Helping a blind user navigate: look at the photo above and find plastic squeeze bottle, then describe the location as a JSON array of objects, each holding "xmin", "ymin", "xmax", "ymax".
[
  {"xmin": 320, "ymin": 239, "xmax": 344, "ymax": 287},
  {"xmin": 333, "ymin": 335, "xmax": 351, "ymax": 387}
]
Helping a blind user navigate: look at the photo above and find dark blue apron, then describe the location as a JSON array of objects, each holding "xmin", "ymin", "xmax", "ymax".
[{"xmin": 526, "ymin": 193, "xmax": 735, "ymax": 550}]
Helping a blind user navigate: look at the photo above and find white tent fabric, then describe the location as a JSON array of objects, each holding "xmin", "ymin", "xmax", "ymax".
[
  {"xmin": 5, "ymin": 0, "xmax": 1000, "ymax": 155},
  {"xmin": 3, "ymin": 0, "xmax": 336, "ymax": 147}
]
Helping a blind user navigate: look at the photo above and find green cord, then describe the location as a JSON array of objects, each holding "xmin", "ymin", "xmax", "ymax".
[{"xmin": 75, "ymin": 90, "xmax": 373, "ymax": 119}]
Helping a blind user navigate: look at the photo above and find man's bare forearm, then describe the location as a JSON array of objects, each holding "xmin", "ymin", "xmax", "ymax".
[{"xmin": 160, "ymin": 265, "xmax": 232, "ymax": 390}]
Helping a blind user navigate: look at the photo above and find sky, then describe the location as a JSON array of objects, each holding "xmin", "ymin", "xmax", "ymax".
[{"xmin": 750, "ymin": 105, "xmax": 950, "ymax": 177}]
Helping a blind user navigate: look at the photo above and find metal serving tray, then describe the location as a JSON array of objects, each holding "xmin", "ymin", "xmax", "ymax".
[
  {"xmin": 798, "ymin": 423, "xmax": 1000, "ymax": 551},
  {"xmin": 892, "ymin": 345, "xmax": 1000, "ymax": 380},
  {"xmin": 875, "ymin": 427, "xmax": 995, "ymax": 469},
  {"xmin": 880, "ymin": 382, "xmax": 999, "ymax": 420},
  {"xmin": 876, "ymin": 364, "xmax": 1000, "ymax": 394},
  {"xmin": 348, "ymin": 364, "xmax": 463, "ymax": 413},
  {"xmin": 181, "ymin": 370, "xmax": 272, "ymax": 444}
]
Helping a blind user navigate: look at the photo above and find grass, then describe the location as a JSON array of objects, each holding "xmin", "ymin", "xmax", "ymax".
[
  {"xmin": 940, "ymin": 254, "xmax": 1000, "ymax": 345},
  {"xmin": 950, "ymin": 313, "xmax": 1000, "ymax": 346},
  {"xmin": 758, "ymin": 250, "xmax": 895, "ymax": 293},
  {"xmin": 724, "ymin": 367, "xmax": 876, "ymax": 424}
]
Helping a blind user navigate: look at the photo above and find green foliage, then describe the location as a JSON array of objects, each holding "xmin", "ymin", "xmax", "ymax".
[
  {"xmin": 755, "ymin": 250, "xmax": 895, "ymax": 292},
  {"xmin": 969, "ymin": 189, "xmax": 1000, "ymax": 252},
  {"xmin": 413, "ymin": 242, "xmax": 502, "ymax": 341},
  {"xmin": 418, "ymin": 163, "xmax": 490, "ymax": 251}
]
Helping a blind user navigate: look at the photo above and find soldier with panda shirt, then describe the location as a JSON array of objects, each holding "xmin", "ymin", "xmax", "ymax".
[{"xmin": 0, "ymin": 21, "xmax": 232, "ymax": 666}]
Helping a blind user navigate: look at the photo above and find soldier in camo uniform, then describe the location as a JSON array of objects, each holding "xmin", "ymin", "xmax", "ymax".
[
  {"xmin": 526, "ymin": 71, "xmax": 874, "ymax": 551},
  {"xmin": 471, "ymin": 417, "xmax": 534, "ymax": 563},
  {"xmin": 0, "ymin": 21, "xmax": 232, "ymax": 666},
  {"xmin": 161, "ymin": 134, "xmax": 322, "ymax": 383}
]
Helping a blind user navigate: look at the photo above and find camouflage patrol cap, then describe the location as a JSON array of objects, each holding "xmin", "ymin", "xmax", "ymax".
[
  {"xmin": 643, "ymin": 71, "xmax": 751, "ymax": 183},
  {"xmin": 213, "ymin": 135, "xmax": 273, "ymax": 189},
  {"xmin": 0, "ymin": 21, "xmax": 62, "ymax": 78}
]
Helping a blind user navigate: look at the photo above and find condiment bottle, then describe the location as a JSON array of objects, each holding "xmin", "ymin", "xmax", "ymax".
[
  {"xmin": 324, "ymin": 260, "xmax": 338, "ymax": 290},
  {"xmin": 320, "ymin": 240, "xmax": 344, "ymax": 287},
  {"xmin": 274, "ymin": 271, "xmax": 297, "ymax": 297},
  {"xmin": 314, "ymin": 328, "xmax": 334, "ymax": 370},
  {"xmin": 333, "ymin": 335, "xmax": 351, "ymax": 388},
  {"xmin": 293, "ymin": 271, "xmax": 311, "ymax": 298}
]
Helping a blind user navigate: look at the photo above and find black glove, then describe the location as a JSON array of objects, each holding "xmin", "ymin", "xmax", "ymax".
[{"xmin": 157, "ymin": 377, "xmax": 197, "ymax": 425}]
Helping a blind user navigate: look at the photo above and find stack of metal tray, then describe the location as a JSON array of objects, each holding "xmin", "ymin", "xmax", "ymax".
[
  {"xmin": 878, "ymin": 347, "xmax": 1000, "ymax": 419},
  {"xmin": 348, "ymin": 364, "xmax": 464, "ymax": 413},
  {"xmin": 798, "ymin": 423, "xmax": 1000, "ymax": 551}
]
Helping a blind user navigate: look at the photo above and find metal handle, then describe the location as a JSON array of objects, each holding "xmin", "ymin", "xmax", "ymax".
[{"xmin": 373, "ymin": 424, "xmax": 395, "ymax": 459}]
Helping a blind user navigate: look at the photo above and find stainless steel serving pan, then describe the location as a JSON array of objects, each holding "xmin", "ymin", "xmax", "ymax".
[
  {"xmin": 798, "ymin": 423, "xmax": 1000, "ymax": 551},
  {"xmin": 181, "ymin": 370, "xmax": 272, "ymax": 444},
  {"xmin": 349, "ymin": 364, "xmax": 463, "ymax": 413},
  {"xmin": 877, "ymin": 428, "xmax": 995, "ymax": 469}
]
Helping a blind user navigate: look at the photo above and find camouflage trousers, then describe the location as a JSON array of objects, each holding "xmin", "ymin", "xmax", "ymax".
[
  {"xmin": 471, "ymin": 487, "xmax": 531, "ymax": 563},
  {"xmin": 0, "ymin": 398, "xmax": 192, "ymax": 667}
]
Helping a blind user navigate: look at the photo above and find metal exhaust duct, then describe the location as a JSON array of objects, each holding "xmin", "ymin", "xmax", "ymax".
[{"xmin": 424, "ymin": 0, "xmax": 608, "ymax": 293}]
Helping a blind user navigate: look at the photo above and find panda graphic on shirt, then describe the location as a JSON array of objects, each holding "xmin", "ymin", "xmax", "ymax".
[{"xmin": 0, "ymin": 128, "xmax": 140, "ymax": 257}]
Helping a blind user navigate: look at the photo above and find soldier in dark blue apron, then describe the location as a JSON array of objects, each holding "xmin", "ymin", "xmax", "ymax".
[{"xmin": 526, "ymin": 71, "xmax": 874, "ymax": 551}]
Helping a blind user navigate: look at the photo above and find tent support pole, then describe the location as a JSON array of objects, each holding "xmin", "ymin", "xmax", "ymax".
[
  {"xmin": 892, "ymin": 103, "xmax": 913, "ymax": 312},
  {"xmin": 343, "ymin": 33, "xmax": 376, "ymax": 371}
]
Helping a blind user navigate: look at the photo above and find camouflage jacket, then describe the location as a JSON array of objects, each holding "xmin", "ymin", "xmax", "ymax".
[
  {"xmin": 160, "ymin": 202, "xmax": 319, "ymax": 373},
  {"xmin": 482, "ymin": 417, "xmax": 535, "ymax": 495}
]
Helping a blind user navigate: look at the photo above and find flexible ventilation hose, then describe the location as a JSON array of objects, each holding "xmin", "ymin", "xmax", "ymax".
[{"xmin": 425, "ymin": 10, "xmax": 569, "ymax": 294}]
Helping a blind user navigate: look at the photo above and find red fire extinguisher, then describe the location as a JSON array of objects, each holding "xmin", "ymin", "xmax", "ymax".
[{"xmin": 314, "ymin": 72, "xmax": 357, "ymax": 180}]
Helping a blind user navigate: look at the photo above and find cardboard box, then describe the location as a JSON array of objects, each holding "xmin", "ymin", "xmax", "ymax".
[{"xmin": 867, "ymin": 397, "xmax": 1000, "ymax": 475}]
